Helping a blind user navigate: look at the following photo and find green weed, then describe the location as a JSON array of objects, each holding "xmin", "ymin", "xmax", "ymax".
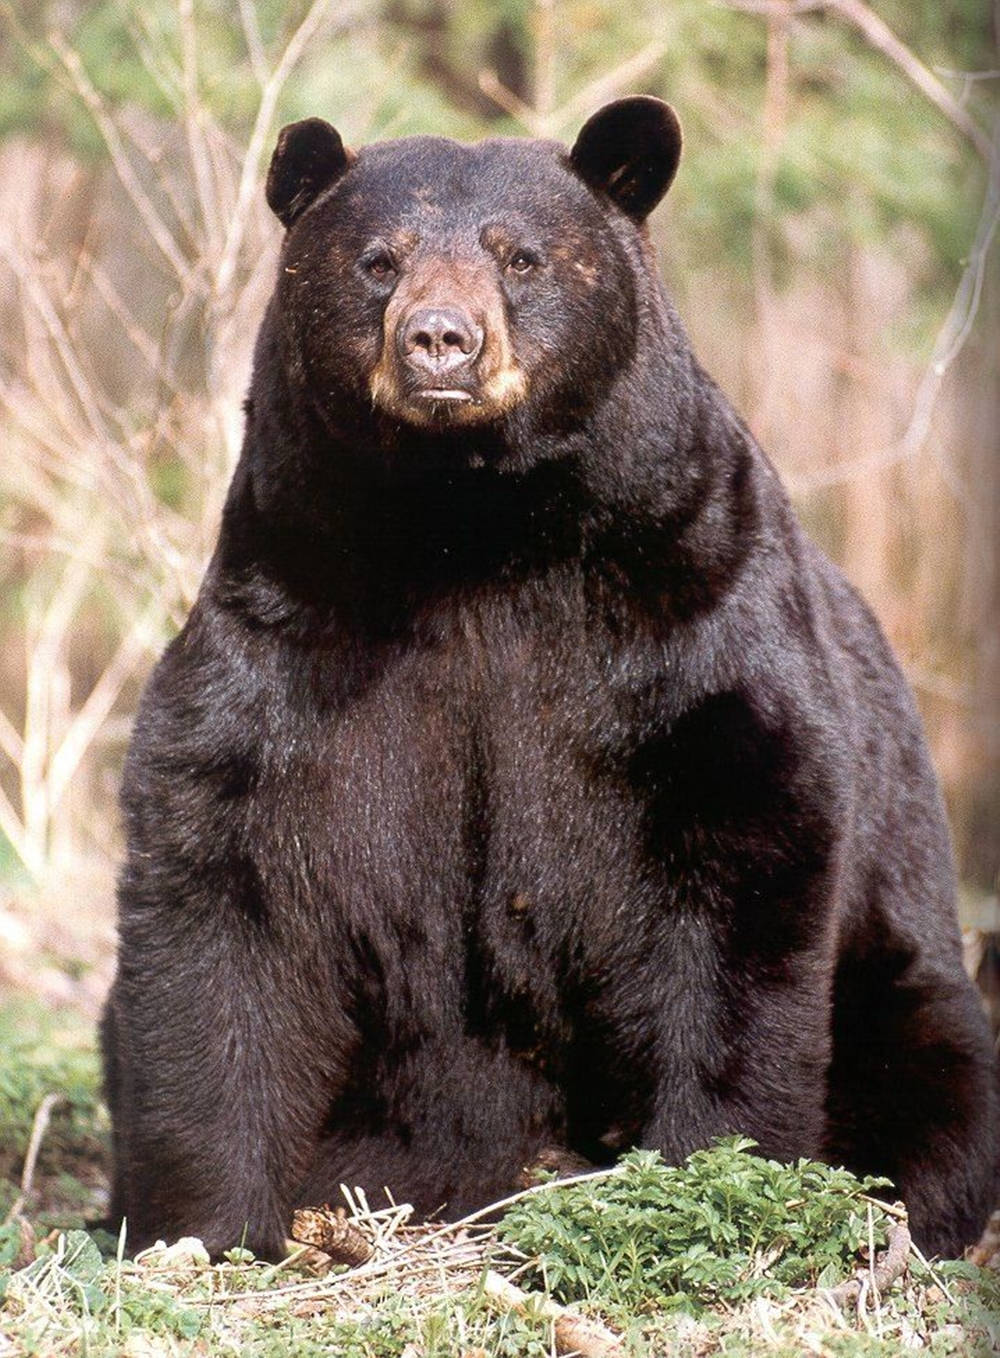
[
  {"xmin": 0, "ymin": 1000, "xmax": 105, "ymax": 1230},
  {"xmin": 499, "ymin": 1137, "xmax": 895, "ymax": 1315}
]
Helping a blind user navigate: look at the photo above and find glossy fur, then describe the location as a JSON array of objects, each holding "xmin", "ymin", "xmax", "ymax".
[{"xmin": 103, "ymin": 100, "xmax": 997, "ymax": 1260}]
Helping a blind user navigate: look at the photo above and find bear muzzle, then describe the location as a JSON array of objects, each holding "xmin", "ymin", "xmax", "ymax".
[
  {"xmin": 371, "ymin": 260, "xmax": 527, "ymax": 426},
  {"xmin": 396, "ymin": 306, "xmax": 485, "ymax": 401}
]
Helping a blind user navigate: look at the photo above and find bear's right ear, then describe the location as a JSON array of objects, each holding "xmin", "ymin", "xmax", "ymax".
[
  {"xmin": 265, "ymin": 118, "xmax": 354, "ymax": 228},
  {"xmin": 570, "ymin": 97, "xmax": 682, "ymax": 223}
]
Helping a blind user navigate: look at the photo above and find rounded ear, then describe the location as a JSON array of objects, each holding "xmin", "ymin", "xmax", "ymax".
[
  {"xmin": 265, "ymin": 118, "xmax": 354, "ymax": 228},
  {"xmin": 570, "ymin": 97, "xmax": 682, "ymax": 223}
]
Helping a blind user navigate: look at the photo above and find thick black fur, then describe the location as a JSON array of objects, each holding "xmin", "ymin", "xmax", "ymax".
[{"xmin": 103, "ymin": 101, "xmax": 998, "ymax": 1260}]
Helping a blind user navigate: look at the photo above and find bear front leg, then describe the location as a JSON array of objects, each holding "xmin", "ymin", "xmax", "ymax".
[
  {"xmin": 826, "ymin": 951, "xmax": 999, "ymax": 1258},
  {"xmin": 294, "ymin": 1033, "xmax": 566, "ymax": 1219},
  {"xmin": 568, "ymin": 912, "xmax": 836, "ymax": 1172},
  {"xmin": 103, "ymin": 909, "xmax": 350, "ymax": 1259},
  {"xmin": 635, "ymin": 950, "xmax": 835, "ymax": 1166}
]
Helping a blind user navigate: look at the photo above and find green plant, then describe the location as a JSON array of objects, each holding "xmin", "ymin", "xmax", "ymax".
[
  {"xmin": 0, "ymin": 1001, "xmax": 104, "ymax": 1184},
  {"xmin": 499, "ymin": 1137, "xmax": 894, "ymax": 1315}
]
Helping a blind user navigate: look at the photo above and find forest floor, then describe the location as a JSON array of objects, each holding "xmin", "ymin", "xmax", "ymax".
[{"xmin": 0, "ymin": 877, "xmax": 997, "ymax": 1357}]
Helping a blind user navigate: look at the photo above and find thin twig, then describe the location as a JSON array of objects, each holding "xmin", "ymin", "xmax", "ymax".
[
  {"xmin": 214, "ymin": 0, "xmax": 342, "ymax": 297},
  {"xmin": 555, "ymin": 42, "xmax": 668, "ymax": 125},
  {"xmin": 480, "ymin": 41, "xmax": 666, "ymax": 135},
  {"xmin": 533, "ymin": 0, "xmax": 558, "ymax": 134},
  {"xmin": 0, "ymin": 708, "xmax": 24, "ymax": 765},
  {"xmin": 477, "ymin": 69, "xmax": 543, "ymax": 133},
  {"xmin": 2, "ymin": 1093, "xmax": 64, "ymax": 1226},
  {"xmin": 822, "ymin": 1218, "xmax": 912, "ymax": 1308},
  {"xmin": 401, "ymin": 1163, "xmax": 626, "ymax": 1256},
  {"xmin": 0, "ymin": 240, "xmax": 109, "ymax": 441},
  {"xmin": 178, "ymin": 0, "xmax": 223, "ymax": 261},
  {"xmin": 484, "ymin": 1269, "xmax": 625, "ymax": 1358},
  {"xmin": 0, "ymin": 785, "xmax": 41, "ymax": 879},
  {"xmin": 47, "ymin": 600, "xmax": 164, "ymax": 812},
  {"xmin": 237, "ymin": 0, "xmax": 269, "ymax": 86},
  {"xmin": 47, "ymin": 30, "xmax": 191, "ymax": 280},
  {"xmin": 717, "ymin": 0, "xmax": 991, "ymax": 158},
  {"xmin": 793, "ymin": 108, "xmax": 1000, "ymax": 495}
]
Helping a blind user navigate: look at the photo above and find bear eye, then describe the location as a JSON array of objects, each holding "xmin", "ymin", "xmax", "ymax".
[
  {"xmin": 507, "ymin": 248, "xmax": 539, "ymax": 275},
  {"xmin": 365, "ymin": 251, "xmax": 397, "ymax": 281}
]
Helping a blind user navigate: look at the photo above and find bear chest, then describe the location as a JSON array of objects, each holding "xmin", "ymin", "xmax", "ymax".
[{"xmin": 237, "ymin": 605, "xmax": 673, "ymax": 972}]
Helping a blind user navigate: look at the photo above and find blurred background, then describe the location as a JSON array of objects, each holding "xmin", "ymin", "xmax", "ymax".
[{"xmin": 0, "ymin": 0, "xmax": 997, "ymax": 1022}]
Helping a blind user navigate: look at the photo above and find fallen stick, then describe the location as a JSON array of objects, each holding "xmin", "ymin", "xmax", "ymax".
[
  {"xmin": 823, "ymin": 1219, "xmax": 912, "ymax": 1308},
  {"xmin": 290, "ymin": 1205, "xmax": 374, "ymax": 1266},
  {"xmin": 483, "ymin": 1269, "xmax": 625, "ymax": 1358},
  {"xmin": 2, "ymin": 1092, "xmax": 63, "ymax": 1227}
]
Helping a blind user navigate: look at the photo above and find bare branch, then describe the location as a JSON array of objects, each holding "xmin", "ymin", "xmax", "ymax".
[
  {"xmin": 178, "ymin": 0, "xmax": 224, "ymax": 259},
  {"xmin": 533, "ymin": 0, "xmax": 558, "ymax": 132},
  {"xmin": 748, "ymin": 1, "xmax": 793, "ymax": 439},
  {"xmin": 0, "ymin": 240, "xmax": 109, "ymax": 441},
  {"xmin": 481, "ymin": 40, "xmax": 667, "ymax": 137},
  {"xmin": 792, "ymin": 112, "xmax": 1000, "ymax": 495},
  {"xmin": 126, "ymin": 8, "xmax": 184, "ymax": 112},
  {"xmin": 21, "ymin": 529, "xmax": 103, "ymax": 865},
  {"xmin": 48, "ymin": 601, "xmax": 164, "ymax": 812},
  {"xmin": 238, "ymin": 0, "xmax": 269, "ymax": 87},
  {"xmin": 2, "ymin": 1094, "xmax": 64, "ymax": 1225},
  {"xmin": 477, "ymin": 69, "xmax": 542, "ymax": 134},
  {"xmin": 717, "ymin": 0, "xmax": 991, "ymax": 158},
  {"xmin": 0, "ymin": 709, "xmax": 24, "ymax": 766},
  {"xmin": 115, "ymin": 118, "xmax": 200, "ymax": 253},
  {"xmin": 47, "ymin": 29, "xmax": 192, "ymax": 280},
  {"xmin": 0, "ymin": 784, "xmax": 42, "ymax": 880},
  {"xmin": 555, "ymin": 42, "xmax": 667, "ymax": 125},
  {"xmin": 827, "ymin": 0, "xmax": 992, "ymax": 159},
  {"xmin": 214, "ymin": 0, "xmax": 343, "ymax": 298},
  {"xmin": 85, "ymin": 257, "xmax": 182, "ymax": 383}
]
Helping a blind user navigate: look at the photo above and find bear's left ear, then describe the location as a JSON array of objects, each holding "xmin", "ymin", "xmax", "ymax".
[
  {"xmin": 266, "ymin": 118, "xmax": 355, "ymax": 228},
  {"xmin": 570, "ymin": 97, "xmax": 682, "ymax": 223}
]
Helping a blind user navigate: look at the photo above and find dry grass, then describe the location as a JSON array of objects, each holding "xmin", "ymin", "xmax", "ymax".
[{"xmin": 1, "ymin": 1071, "xmax": 997, "ymax": 1358}]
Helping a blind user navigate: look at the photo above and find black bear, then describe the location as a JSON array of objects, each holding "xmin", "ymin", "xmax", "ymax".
[{"xmin": 102, "ymin": 98, "xmax": 997, "ymax": 1260}]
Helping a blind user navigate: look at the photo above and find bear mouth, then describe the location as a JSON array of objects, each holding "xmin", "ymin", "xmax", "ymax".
[
  {"xmin": 415, "ymin": 388, "xmax": 475, "ymax": 404},
  {"xmin": 369, "ymin": 363, "xmax": 525, "ymax": 427}
]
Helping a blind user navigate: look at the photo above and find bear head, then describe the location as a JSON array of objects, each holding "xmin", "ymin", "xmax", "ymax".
[{"xmin": 263, "ymin": 99, "xmax": 682, "ymax": 450}]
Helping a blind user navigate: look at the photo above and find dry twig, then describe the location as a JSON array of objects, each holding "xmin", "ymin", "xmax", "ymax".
[
  {"xmin": 718, "ymin": 0, "xmax": 992, "ymax": 159},
  {"xmin": 483, "ymin": 1269, "xmax": 625, "ymax": 1358},
  {"xmin": 2, "ymin": 1093, "xmax": 64, "ymax": 1227},
  {"xmin": 822, "ymin": 1218, "xmax": 912, "ymax": 1309}
]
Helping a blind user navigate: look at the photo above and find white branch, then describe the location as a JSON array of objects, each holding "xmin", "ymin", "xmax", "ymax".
[
  {"xmin": 214, "ymin": 0, "xmax": 343, "ymax": 298},
  {"xmin": 178, "ymin": 0, "xmax": 223, "ymax": 259},
  {"xmin": 47, "ymin": 601, "xmax": 163, "ymax": 812},
  {"xmin": 794, "ymin": 112, "xmax": 1000, "ymax": 493},
  {"xmin": 48, "ymin": 29, "xmax": 192, "ymax": 281},
  {"xmin": 717, "ymin": 0, "xmax": 991, "ymax": 159}
]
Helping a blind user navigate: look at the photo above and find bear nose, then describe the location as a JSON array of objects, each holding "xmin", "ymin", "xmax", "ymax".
[{"xmin": 397, "ymin": 307, "xmax": 484, "ymax": 374}]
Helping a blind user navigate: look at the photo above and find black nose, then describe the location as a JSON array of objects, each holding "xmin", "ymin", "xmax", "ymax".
[{"xmin": 397, "ymin": 307, "xmax": 484, "ymax": 374}]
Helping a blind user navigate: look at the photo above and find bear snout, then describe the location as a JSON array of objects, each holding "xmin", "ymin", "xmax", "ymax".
[
  {"xmin": 397, "ymin": 306, "xmax": 485, "ymax": 378},
  {"xmin": 372, "ymin": 265, "xmax": 526, "ymax": 425}
]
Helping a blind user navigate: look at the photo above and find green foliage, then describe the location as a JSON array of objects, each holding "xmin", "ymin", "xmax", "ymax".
[
  {"xmin": 499, "ymin": 1137, "xmax": 893, "ymax": 1316},
  {"xmin": 0, "ymin": 1220, "xmax": 22, "ymax": 1269},
  {"xmin": 932, "ymin": 1261, "xmax": 1000, "ymax": 1358},
  {"xmin": 113, "ymin": 1286, "xmax": 206, "ymax": 1341},
  {"xmin": 15, "ymin": 1229, "xmax": 106, "ymax": 1316},
  {"xmin": 1, "ymin": 0, "xmax": 330, "ymax": 151},
  {"xmin": 0, "ymin": 1178, "xmax": 997, "ymax": 1356},
  {"xmin": 0, "ymin": 1000, "xmax": 104, "ymax": 1204}
]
